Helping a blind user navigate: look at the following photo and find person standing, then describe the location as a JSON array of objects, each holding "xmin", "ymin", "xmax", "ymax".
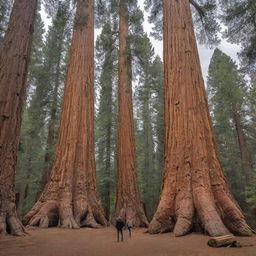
[{"xmin": 115, "ymin": 218, "xmax": 125, "ymax": 242}]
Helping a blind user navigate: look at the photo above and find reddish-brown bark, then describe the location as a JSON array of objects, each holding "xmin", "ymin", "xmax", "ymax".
[
  {"xmin": 114, "ymin": 3, "xmax": 148, "ymax": 227},
  {"xmin": 0, "ymin": 0, "xmax": 38, "ymax": 236},
  {"xmin": 148, "ymin": 0, "xmax": 252, "ymax": 237},
  {"xmin": 23, "ymin": 0, "xmax": 107, "ymax": 229}
]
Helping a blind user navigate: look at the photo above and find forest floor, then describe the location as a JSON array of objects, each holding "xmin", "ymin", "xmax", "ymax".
[{"xmin": 0, "ymin": 227, "xmax": 256, "ymax": 256}]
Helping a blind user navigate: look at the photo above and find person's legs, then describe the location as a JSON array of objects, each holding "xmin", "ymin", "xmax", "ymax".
[{"xmin": 120, "ymin": 229, "xmax": 123, "ymax": 241}]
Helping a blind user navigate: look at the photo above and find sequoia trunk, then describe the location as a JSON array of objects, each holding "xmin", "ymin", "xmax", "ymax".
[
  {"xmin": 148, "ymin": 0, "xmax": 252, "ymax": 237},
  {"xmin": 0, "ymin": 0, "xmax": 38, "ymax": 235},
  {"xmin": 23, "ymin": 0, "xmax": 107, "ymax": 229},
  {"xmin": 114, "ymin": 2, "xmax": 148, "ymax": 227}
]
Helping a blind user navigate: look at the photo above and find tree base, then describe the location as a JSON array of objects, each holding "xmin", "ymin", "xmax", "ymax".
[
  {"xmin": 24, "ymin": 197, "xmax": 107, "ymax": 229},
  {"xmin": 0, "ymin": 203, "xmax": 26, "ymax": 236},
  {"xmin": 115, "ymin": 206, "xmax": 149, "ymax": 228},
  {"xmin": 148, "ymin": 187, "xmax": 253, "ymax": 237}
]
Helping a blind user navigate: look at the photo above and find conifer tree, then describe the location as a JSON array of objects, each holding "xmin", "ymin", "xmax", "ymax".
[
  {"xmin": 95, "ymin": 21, "xmax": 117, "ymax": 220},
  {"xmin": 207, "ymin": 48, "xmax": 254, "ymax": 213},
  {"xmin": 134, "ymin": 35, "xmax": 163, "ymax": 220}
]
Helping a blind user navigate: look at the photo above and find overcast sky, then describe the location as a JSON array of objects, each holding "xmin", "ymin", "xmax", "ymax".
[{"xmin": 41, "ymin": 4, "xmax": 241, "ymax": 83}]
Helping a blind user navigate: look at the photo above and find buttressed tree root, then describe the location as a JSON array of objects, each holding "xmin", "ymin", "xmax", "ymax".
[{"xmin": 148, "ymin": 0, "xmax": 252, "ymax": 237}]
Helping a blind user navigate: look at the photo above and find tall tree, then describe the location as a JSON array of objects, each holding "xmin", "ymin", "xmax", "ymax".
[
  {"xmin": 23, "ymin": 0, "xmax": 107, "ymax": 229},
  {"xmin": 134, "ymin": 36, "xmax": 163, "ymax": 220},
  {"xmin": 0, "ymin": 0, "xmax": 38, "ymax": 235},
  {"xmin": 148, "ymin": 0, "xmax": 252, "ymax": 237},
  {"xmin": 151, "ymin": 56, "xmax": 164, "ymax": 193},
  {"xmin": 114, "ymin": 0, "xmax": 148, "ymax": 227},
  {"xmin": 95, "ymin": 21, "xmax": 117, "ymax": 220},
  {"xmin": 207, "ymin": 48, "xmax": 254, "ymax": 218}
]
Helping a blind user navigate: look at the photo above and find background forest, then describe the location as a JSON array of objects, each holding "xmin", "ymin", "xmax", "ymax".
[{"xmin": 0, "ymin": 0, "xmax": 255, "ymax": 228}]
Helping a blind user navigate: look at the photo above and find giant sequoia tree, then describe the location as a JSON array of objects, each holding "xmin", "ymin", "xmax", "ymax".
[
  {"xmin": 23, "ymin": 0, "xmax": 107, "ymax": 229},
  {"xmin": 0, "ymin": 0, "xmax": 38, "ymax": 235},
  {"xmin": 114, "ymin": 1, "xmax": 148, "ymax": 227},
  {"xmin": 148, "ymin": 0, "xmax": 252, "ymax": 237}
]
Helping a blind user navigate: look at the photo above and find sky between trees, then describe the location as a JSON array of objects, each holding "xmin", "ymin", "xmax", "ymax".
[{"xmin": 39, "ymin": 1, "xmax": 241, "ymax": 81}]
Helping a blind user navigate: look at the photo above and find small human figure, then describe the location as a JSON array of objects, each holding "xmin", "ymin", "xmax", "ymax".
[
  {"xmin": 115, "ymin": 217, "xmax": 125, "ymax": 242},
  {"xmin": 127, "ymin": 223, "xmax": 132, "ymax": 238}
]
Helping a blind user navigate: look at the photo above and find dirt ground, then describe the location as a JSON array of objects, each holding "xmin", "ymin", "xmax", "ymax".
[{"xmin": 0, "ymin": 227, "xmax": 256, "ymax": 256}]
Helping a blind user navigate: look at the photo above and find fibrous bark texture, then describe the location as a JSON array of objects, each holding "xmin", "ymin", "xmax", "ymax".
[
  {"xmin": 148, "ymin": 0, "xmax": 252, "ymax": 237},
  {"xmin": 23, "ymin": 0, "xmax": 107, "ymax": 229},
  {"xmin": 0, "ymin": 0, "xmax": 38, "ymax": 236},
  {"xmin": 114, "ymin": 3, "xmax": 148, "ymax": 227}
]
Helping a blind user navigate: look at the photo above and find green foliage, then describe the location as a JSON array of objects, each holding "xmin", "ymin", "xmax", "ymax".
[
  {"xmin": 133, "ymin": 34, "xmax": 164, "ymax": 220},
  {"xmin": 0, "ymin": 0, "xmax": 13, "ymax": 42},
  {"xmin": 207, "ymin": 48, "xmax": 255, "ymax": 225},
  {"xmin": 191, "ymin": 0, "xmax": 220, "ymax": 46},
  {"xmin": 219, "ymin": 0, "xmax": 256, "ymax": 67},
  {"xmin": 95, "ymin": 21, "xmax": 118, "ymax": 219},
  {"xmin": 145, "ymin": 0, "xmax": 220, "ymax": 45},
  {"xmin": 246, "ymin": 170, "xmax": 256, "ymax": 208}
]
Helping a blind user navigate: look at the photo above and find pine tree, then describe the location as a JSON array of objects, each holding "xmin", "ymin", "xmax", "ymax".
[
  {"xmin": 207, "ymin": 48, "xmax": 254, "ymax": 218},
  {"xmin": 150, "ymin": 56, "xmax": 164, "ymax": 194},
  {"xmin": 133, "ymin": 35, "xmax": 163, "ymax": 220},
  {"xmin": 95, "ymin": 21, "xmax": 117, "ymax": 220}
]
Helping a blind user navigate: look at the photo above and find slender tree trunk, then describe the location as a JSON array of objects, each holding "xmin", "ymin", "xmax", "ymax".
[
  {"xmin": 114, "ymin": 2, "xmax": 148, "ymax": 227},
  {"xmin": 148, "ymin": 0, "xmax": 252, "ymax": 237},
  {"xmin": 23, "ymin": 0, "xmax": 107, "ymax": 229},
  {"xmin": 104, "ymin": 122, "xmax": 112, "ymax": 220},
  {"xmin": 140, "ymin": 81, "xmax": 155, "ymax": 220},
  {"xmin": 0, "ymin": 0, "xmax": 38, "ymax": 236},
  {"xmin": 232, "ymin": 104, "xmax": 253, "ymax": 186}
]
